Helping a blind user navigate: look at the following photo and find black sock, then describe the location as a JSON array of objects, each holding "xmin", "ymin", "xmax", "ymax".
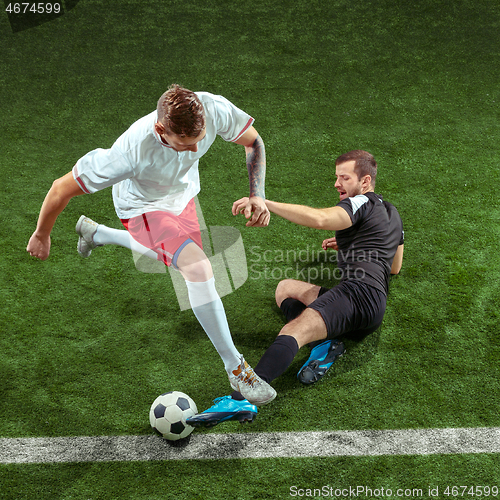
[
  {"xmin": 279, "ymin": 298, "xmax": 306, "ymax": 323},
  {"xmin": 230, "ymin": 335, "xmax": 300, "ymax": 401},
  {"xmin": 254, "ymin": 335, "xmax": 299, "ymax": 383},
  {"xmin": 231, "ymin": 390, "xmax": 246, "ymax": 401},
  {"xmin": 231, "ymin": 335, "xmax": 299, "ymax": 401}
]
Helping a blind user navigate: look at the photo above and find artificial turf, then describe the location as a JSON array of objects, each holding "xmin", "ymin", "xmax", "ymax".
[{"xmin": 1, "ymin": 0, "xmax": 499, "ymax": 498}]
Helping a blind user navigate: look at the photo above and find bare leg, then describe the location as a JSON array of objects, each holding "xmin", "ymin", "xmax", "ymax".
[
  {"xmin": 275, "ymin": 279, "xmax": 322, "ymax": 308},
  {"xmin": 277, "ymin": 308, "xmax": 327, "ymax": 348},
  {"xmin": 175, "ymin": 241, "xmax": 213, "ymax": 282}
]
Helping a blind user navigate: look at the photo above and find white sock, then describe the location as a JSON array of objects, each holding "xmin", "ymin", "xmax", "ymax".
[
  {"xmin": 185, "ymin": 277, "xmax": 242, "ymax": 373},
  {"xmin": 95, "ymin": 226, "xmax": 241, "ymax": 371},
  {"xmin": 93, "ymin": 225, "xmax": 158, "ymax": 260}
]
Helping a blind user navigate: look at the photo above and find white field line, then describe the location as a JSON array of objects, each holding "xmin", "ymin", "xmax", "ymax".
[{"xmin": 1, "ymin": 427, "xmax": 499, "ymax": 464}]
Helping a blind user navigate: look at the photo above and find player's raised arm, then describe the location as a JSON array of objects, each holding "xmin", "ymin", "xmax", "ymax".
[
  {"xmin": 232, "ymin": 126, "xmax": 270, "ymax": 227},
  {"xmin": 26, "ymin": 171, "xmax": 85, "ymax": 260},
  {"xmin": 233, "ymin": 198, "xmax": 352, "ymax": 231},
  {"xmin": 265, "ymin": 199, "xmax": 352, "ymax": 231}
]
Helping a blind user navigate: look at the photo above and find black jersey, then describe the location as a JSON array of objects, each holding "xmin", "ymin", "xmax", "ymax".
[{"xmin": 335, "ymin": 192, "xmax": 403, "ymax": 295}]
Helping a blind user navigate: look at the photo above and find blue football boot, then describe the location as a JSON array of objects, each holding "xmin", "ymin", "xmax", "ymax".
[
  {"xmin": 297, "ymin": 339, "xmax": 345, "ymax": 385},
  {"xmin": 186, "ymin": 396, "xmax": 257, "ymax": 428}
]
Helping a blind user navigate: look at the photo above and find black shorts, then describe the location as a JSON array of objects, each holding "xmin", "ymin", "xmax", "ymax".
[{"xmin": 308, "ymin": 280, "xmax": 387, "ymax": 339}]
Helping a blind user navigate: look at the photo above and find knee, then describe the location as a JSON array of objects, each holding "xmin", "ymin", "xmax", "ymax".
[
  {"xmin": 179, "ymin": 256, "xmax": 213, "ymax": 282},
  {"xmin": 275, "ymin": 279, "xmax": 295, "ymax": 307},
  {"xmin": 278, "ymin": 308, "xmax": 327, "ymax": 349}
]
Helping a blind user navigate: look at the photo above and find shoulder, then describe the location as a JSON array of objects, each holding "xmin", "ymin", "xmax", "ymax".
[
  {"xmin": 114, "ymin": 110, "xmax": 157, "ymax": 149},
  {"xmin": 368, "ymin": 193, "xmax": 403, "ymax": 223},
  {"xmin": 196, "ymin": 91, "xmax": 229, "ymax": 105},
  {"xmin": 337, "ymin": 193, "xmax": 371, "ymax": 215},
  {"xmin": 378, "ymin": 197, "xmax": 403, "ymax": 238},
  {"xmin": 380, "ymin": 197, "xmax": 402, "ymax": 220},
  {"xmin": 124, "ymin": 110, "xmax": 157, "ymax": 131},
  {"xmin": 337, "ymin": 192, "xmax": 402, "ymax": 224},
  {"xmin": 196, "ymin": 92, "xmax": 253, "ymax": 141},
  {"xmin": 196, "ymin": 92, "xmax": 236, "ymax": 117},
  {"xmin": 196, "ymin": 91, "xmax": 224, "ymax": 109},
  {"xmin": 118, "ymin": 110, "xmax": 156, "ymax": 140}
]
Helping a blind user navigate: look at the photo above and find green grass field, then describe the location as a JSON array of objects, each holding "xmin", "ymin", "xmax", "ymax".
[{"xmin": 1, "ymin": 0, "xmax": 500, "ymax": 498}]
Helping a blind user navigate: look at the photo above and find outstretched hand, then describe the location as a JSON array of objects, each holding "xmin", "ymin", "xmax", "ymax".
[
  {"xmin": 26, "ymin": 232, "xmax": 51, "ymax": 260},
  {"xmin": 232, "ymin": 196, "xmax": 270, "ymax": 227}
]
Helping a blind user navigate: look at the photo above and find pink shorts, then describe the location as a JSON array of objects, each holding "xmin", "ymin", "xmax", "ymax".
[{"xmin": 120, "ymin": 199, "xmax": 203, "ymax": 267}]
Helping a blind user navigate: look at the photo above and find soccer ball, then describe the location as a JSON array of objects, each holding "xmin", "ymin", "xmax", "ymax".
[{"xmin": 149, "ymin": 391, "xmax": 198, "ymax": 441}]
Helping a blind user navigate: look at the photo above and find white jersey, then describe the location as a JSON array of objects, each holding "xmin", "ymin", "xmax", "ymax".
[{"xmin": 72, "ymin": 92, "xmax": 254, "ymax": 219}]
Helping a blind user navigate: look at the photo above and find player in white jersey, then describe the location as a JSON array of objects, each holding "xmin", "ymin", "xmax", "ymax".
[{"xmin": 26, "ymin": 84, "xmax": 276, "ymax": 406}]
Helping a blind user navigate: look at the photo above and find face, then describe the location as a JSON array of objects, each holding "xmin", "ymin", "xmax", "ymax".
[
  {"xmin": 155, "ymin": 123, "xmax": 206, "ymax": 152},
  {"xmin": 334, "ymin": 160, "xmax": 366, "ymax": 201}
]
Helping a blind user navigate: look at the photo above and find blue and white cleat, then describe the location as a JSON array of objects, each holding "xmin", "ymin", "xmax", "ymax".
[
  {"xmin": 186, "ymin": 396, "xmax": 257, "ymax": 428},
  {"xmin": 297, "ymin": 339, "xmax": 345, "ymax": 385}
]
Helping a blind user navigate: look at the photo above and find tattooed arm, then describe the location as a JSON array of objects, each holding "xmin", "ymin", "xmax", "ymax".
[{"xmin": 233, "ymin": 126, "xmax": 270, "ymax": 227}]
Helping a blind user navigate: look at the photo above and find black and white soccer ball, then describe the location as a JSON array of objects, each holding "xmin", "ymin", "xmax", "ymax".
[{"xmin": 149, "ymin": 391, "xmax": 198, "ymax": 441}]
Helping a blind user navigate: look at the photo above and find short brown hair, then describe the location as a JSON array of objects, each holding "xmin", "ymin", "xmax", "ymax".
[
  {"xmin": 157, "ymin": 84, "xmax": 205, "ymax": 137},
  {"xmin": 335, "ymin": 150, "xmax": 377, "ymax": 186}
]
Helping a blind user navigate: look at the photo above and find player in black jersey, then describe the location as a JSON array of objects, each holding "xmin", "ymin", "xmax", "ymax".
[
  {"xmin": 187, "ymin": 150, "xmax": 404, "ymax": 427},
  {"xmin": 273, "ymin": 150, "xmax": 404, "ymax": 384}
]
